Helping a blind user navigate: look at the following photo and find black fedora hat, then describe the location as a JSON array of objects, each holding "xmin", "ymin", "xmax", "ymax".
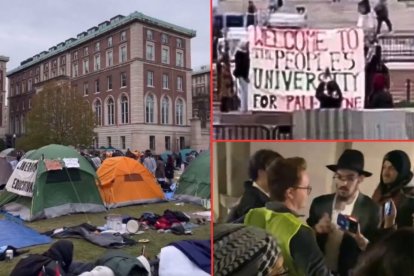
[{"xmin": 327, "ymin": 149, "xmax": 372, "ymax": 177}]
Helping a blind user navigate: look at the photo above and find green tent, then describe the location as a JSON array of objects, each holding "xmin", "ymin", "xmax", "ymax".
[
  {"xmin": 176, "ymin": 151, "xmax": 210, "ymax": 208},
  {"xmin": 0, "ymin": 144, "xmax": 106, "ymax": 221}
]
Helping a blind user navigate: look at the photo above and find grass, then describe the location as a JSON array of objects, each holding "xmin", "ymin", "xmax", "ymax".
[{"xmin": 0, "ymin": 201, "xmax": 210, "ymax": 275}]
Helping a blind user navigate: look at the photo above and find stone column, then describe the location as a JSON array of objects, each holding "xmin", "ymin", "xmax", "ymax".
[{"xmin": 190, "ymin": 117, "xmax": 202, "ymax": 151}]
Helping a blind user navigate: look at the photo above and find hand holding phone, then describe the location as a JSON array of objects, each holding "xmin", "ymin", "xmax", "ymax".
[{"xmin": 337, "ymin": 213, "xmax": 359, "ymax": 234}]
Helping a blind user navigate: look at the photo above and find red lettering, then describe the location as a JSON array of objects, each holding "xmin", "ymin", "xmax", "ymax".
[{"xmin": 315, "ymin": 31, "xmax": 327, "ymax": 52}]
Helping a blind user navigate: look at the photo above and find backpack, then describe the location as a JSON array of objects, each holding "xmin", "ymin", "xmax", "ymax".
[{"xmin": 95, "ymin": 251, "xmax": 149, "ymax": 276}]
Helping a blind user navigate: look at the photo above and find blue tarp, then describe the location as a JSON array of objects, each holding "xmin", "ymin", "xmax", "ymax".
[{"xmin": 0, "ymin": 219, "xmax": 51, "ymax": 248}]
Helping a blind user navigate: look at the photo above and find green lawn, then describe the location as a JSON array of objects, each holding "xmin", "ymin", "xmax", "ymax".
[{"xmin": 0, "ymin": 202, "xmax": 210, "ymax": 275}]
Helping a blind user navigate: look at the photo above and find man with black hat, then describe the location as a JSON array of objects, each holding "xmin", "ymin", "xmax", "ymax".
[
  {"xmin": 307, "ymin": 149, "xmax": 381, "ymax": 276},
  {"xmin": 372, "ymin": 150, "xmax": 414, "ymax": 228}
]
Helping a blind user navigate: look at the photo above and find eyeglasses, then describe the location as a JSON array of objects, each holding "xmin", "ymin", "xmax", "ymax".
[
  {"xmin": 294, "ymin": 186, "xmax": 312, "ymax": 195},
  {"xmin": 333, "ymin": 175, "xmax": 358, "ymax": 183}
]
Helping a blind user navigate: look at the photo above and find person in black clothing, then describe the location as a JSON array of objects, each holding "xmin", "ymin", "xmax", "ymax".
[
  {"xmin": 247, "ymin": 1, "xmax": 257, "ymax": 26},
  {"xmin": 372, "ymin": 150, "xmax": 414, "ymax": 228},
  {"xmin": 353, "ymin": 228, "xmax": 414, "ymax": 276},
  {"xmin": 374, "ymin": 0, "xmax": 392, "ymax": 34},
  {"xmin": 226, "ymin": 149, "xmax": 283, "ymax": 223},
  {"xmin": 367, "ymin": 73, "xmax": 394, "ymax": 108},
  {"xmin": 165, "ymin": 155, "xmax": 175, "ymax": 186},
  {"xmin": 307, "ymin": 149, "xmax": 381, "ymax": 276},
  {"xmin": 233, "ymin": 41, "xmax": 249, "ymax": 112},
  {"xmin": 316, "ymin": 78, "xmax": 343, "ymax": 108}
]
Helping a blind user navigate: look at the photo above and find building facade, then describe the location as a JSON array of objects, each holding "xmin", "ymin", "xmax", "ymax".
[
  {"xmin": 191, "ymin": 65, "xmax": 210, "ymax": 129},
  {"xmin": 0, "ymin": 56, "xmax": 9, "ymax": 141},
  {"xmin": 7, "ymin": 12, "xmax": 199, "ymax": 153}
]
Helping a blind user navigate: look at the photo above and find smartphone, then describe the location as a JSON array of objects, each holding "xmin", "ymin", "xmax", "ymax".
[
  {"xmin": 384, "ymin": 201, "xmax": 392, "ymax": 216},
  {"xmin": 337, "ymin": 214, "xmax": 359, "ymax": 234}
]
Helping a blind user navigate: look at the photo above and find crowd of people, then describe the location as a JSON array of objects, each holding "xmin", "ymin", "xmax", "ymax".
[
  {"xmin": 214, "ymin": 0, "xmax": 396, "ymax": 112},
  {"xmin": 215, "ymin": 148, "xmax": 414, "ymax": 276}
]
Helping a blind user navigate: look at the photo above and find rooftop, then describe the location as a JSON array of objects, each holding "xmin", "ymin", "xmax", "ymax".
[
  {"xmin": 8, "ymin": 11, "xmax": 196, "ymax": 76},
  {"xmin": 192, "ymin": 65, "xmax": 211, "ymax": 75}
]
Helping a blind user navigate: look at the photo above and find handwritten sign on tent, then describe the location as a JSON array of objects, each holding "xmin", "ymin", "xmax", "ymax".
[
  {"xmin": 6, "ymin": 159, "xmax": 38, "ymax": 197},
  {"xmin": 248, "ymin": 26, "xmax": 365, "ymax": 111},
  {"xmin": 63, "ymin": 158, "xmax": 80, "ymax": 168}
]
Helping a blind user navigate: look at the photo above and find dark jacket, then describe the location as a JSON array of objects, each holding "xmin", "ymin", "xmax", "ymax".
[
  {"xmin": 367, "ymin": 90, "xmax": 394, "ymax": 108},
  {"xmin": 307, "ymin": 193, "xmax": 381, "ymax": 276},
  {"xmin": 265, "ymin": 202, "xmax": 332, "ymax": 276},
  {"xmin": 226, "ymin": 181, "xmax": 269, "ymax": 223},
  {"xmin": 233, "ymin": 50, "xmax": 249, "ymax": 81},
  {"xmin": 316, "ymin": 81, "xmax": 343, "ymax": 108}
]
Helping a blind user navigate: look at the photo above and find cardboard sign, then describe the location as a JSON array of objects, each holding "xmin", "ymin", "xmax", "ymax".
[
  {"xmin": 6, "ymin": 159, "xmax": 38, "ymax": 197},
  {"xmin": 248, "ymin": 26, "xmax": 365, "ymax": 111}
]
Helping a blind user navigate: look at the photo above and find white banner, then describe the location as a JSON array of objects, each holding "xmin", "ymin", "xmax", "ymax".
[
  {"xmin": 63, "ymin": 158, "xmax": 79, "ymax": 168},
  {"xmin": 5, "ymin": 159, "xmax": 38, "ymax": 197},
  {"xmin": 248, "ymin": 26, "xmax": 365, "ymax": 111}
]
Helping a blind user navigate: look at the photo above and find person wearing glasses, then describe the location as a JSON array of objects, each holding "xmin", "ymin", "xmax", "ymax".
[
  {"xmin": 245, "ymin": 157, "xmax": 332, "ymax": 276},
  {"xmin": 307, "ymin": 149, "xmax": 380, "ymax": 276}
]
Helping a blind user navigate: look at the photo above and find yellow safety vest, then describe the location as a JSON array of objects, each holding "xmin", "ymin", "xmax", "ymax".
[{"xmin": 245, "ymin": 207, "xmax": 310, "ymax": 276}]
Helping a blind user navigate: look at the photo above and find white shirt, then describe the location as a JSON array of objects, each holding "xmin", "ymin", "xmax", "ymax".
[
  {"xmin": 325, "ymin": 191, "xmax": 360, "ymax": 272},
  {"xmin": 252, "ymin": 181, "xmax": 270, "ymax": 198}
]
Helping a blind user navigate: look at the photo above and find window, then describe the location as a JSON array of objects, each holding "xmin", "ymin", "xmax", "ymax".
[
  {"xmin": 107, "ymin": 36, "xmax": 113, "ymax": 47},
  {"xmin": 161, "ymin": 46, "xmax": 170, "ymax": 64},
  {"xmin": 28, "ymin": 79, "xmax": 32, "ymax": 91},
  {"xmin": 146, "ymin": 30, "xmax": 153, "ymax": 40},
  {"xmin": 121, "ymin": 95, "xmax": 129, "ymax": 124},
  {"xmin": 107, "ymin": 136, "xmax": 112, "ymax": 147},
  {"xmin": 72, "ymin": 62, "xmax": 78, "ymax": 77},
  {"xmin": 60, "ymin": 66, "xmax": 65, "ymax": 75},
  {"xmin": 61, "ymin": 56, "xmax": 66, "ymax": 65},
  {"xmin": 73, "ymin": 51, "xmax": 78, "ymax": 60},
  {"xmin": 95, "ymin": 79, "xmax": 100, "ymax": 93},
  {"xmin": 161, "ymin": 97, "xmax": 169, "ymax": 124},
  {"xmin": 120, "ymin": 31, "xmax": 126, "ymax": 42},
  {"xmin": 165, "ymin": 136, "xmax": 171, "ymax": 151},
  {"xmin": 120, "ymin": 72, "xmax": 127, "ymax": 87},
  {"xmin": 147, "ymin": 71, "xmax": 154, "ymax": 87},
  {"xmin": 94, "ymin": 54, "xmax": 100, "ymax": 71},
  {"xmin": 179, "ymin": 137, "xmax": 185, "ymax": 150},
  {"xmin": 84, "ymin": 47, "xmax": 89, "ymax": 56},
  {"xmin": 146, "ymin": 42, "xmax": 154, "ymax": 61},
  {"xmin": 106, "ymin": 50, "xmax": 113, "ymax": 67},
  {"xmin": 107, "ymin": 75, "xmax": 112, "ymax": 90},
  {"xmin": 83, "ymin": 59, "xmax": 89, "ymax": 74},
  {"xmin": 83, "ymin": 82, "xmax": 89, "ymax": 95},
  {"xmin": 145, "ymin": 94, "xmax": 154, "ymax": 123},
  {"xmin": 162, "ymin": 74, "xmax": 169, "ymax": 89},
  {"xmin": 176, "ymin": 38, "xmax": 183, "ymax": 48},
  {"xmin": 94, "ymin": 100, "xmax": 102, "ymax": 126},
  {"xmin": 161, "ymin": 34, "xmax": 168, "ymax": 44},
  {"xmin": 121, "ymin": 136, "xmax": 126, "ymax": 149},
  {"xmin": 149, "ymin": 136, "xmax": 155, "ymax": 151},
  {"xmin": 120, "ymin": 45, "xmax": 127, "ymax": 63},
  {"xmin": 107, "ymin": 98, "xmax": 115, "ymax": 125},
  {"xmin": 176, "ymin": 98, "xmax": 184, "ymax": 125},
  {"xmin": 177, "ymin": 76, "xmax": 183, "ymax": 91},
  {"xmin": 95, "ymin": 42, "xmax": 100, "ymax": 52},
  {"xmin": 176, "ymin": 50, "xmax": 184, "ymax": 67}
]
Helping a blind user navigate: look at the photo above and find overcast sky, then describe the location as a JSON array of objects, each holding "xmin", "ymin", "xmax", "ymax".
[{"xmin": 0, "ymin": 0, "xmax": 210, "ymax": 72}]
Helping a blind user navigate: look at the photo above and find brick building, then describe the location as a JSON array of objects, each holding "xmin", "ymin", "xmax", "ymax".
[
  {"xmin": 7, "ymin": 12, "xmax": 201, "ymax": 153},
  {"xmin": 192, "ymin": 65, "xmax": 210, "ymax": 129}
]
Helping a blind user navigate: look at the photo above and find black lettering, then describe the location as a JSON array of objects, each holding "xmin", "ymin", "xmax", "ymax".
[
  {"xmin": 306, "ymin": 73, "xmax": 316, "ymax": 91},
  {"xmin": 330, "ymin": 52, "xmax": 341, "ymax": 72},
  {"xmin": 260, "ymin": 96, "xmax": 269, "ymax": 108},
  {"xmin": 274, "ymin": 50, "xmax": 285, "ymax": 70},
  {"xmin": 282, "ymin": 71, "xmax": 293, "ymax": 90},
  {"xmin": 270, "ymin": 95, "xmax": 277, "ymax": 109},
  {"xmin": 254, "ymin": 94, "xmax": 261, "ymax": 108},
  {"xmin": 253, "ymin": 68, "xmax": 263, "ymax": 89},
  {"xmin": 344, "ymin": 52, "xmax": 355, "ymax": 70},
  {"xmin": 294, "ymin": 72, "xmax": 303, "ymax": 90},
  {"xmin": 265, "ymin": 70, "xmax": 273, "ymax": 89}
]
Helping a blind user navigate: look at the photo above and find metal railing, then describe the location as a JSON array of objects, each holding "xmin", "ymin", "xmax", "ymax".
[
  {"xmin": 213, "ymin": 124, "xmax": 293, "ymax": 140},
  {"xmin": 378, "ymin": 33, "xmax": 414, "ymax": 62}
]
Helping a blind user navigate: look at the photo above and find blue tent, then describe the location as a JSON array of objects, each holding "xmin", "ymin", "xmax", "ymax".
[{"xmin": 160, "ymin": 151, "xmax": 173, "ymax": 162}]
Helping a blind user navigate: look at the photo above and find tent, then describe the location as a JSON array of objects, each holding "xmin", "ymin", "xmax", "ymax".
[
  {"xmin": 176, "ymin": 151, "xmax": 210, "ymax": 208},
  {"xmin": 97, "ymin": 156, "xmax": 165, "ymax": 208},
  {"xmin": 0, "ymin": 144, "xmax": 106, "ymax": 221},
  {"xmin": 160, "ymin": 151, "xmax": 173, "ymax": 162},
  {"xmin": 0, "ymin": 157, "xmax": 12, "ymax": 188}
]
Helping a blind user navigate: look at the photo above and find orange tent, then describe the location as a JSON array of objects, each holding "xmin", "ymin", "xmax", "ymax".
[{"xmin": 97, "ymin": 156, "xmax": 165, "ymax": 208}]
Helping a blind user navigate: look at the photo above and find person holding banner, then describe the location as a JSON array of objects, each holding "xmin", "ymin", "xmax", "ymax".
[
  {"xmin": 315, "ymin": 69, "xmax": 343, "ymax": 109},
  {"xmin": 374, "ymin": 0, "xmax": 392, "ymax": 34},
  {"xmin": 233, "ymin": 41, "xmax": 250, "ymax": 113}
]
